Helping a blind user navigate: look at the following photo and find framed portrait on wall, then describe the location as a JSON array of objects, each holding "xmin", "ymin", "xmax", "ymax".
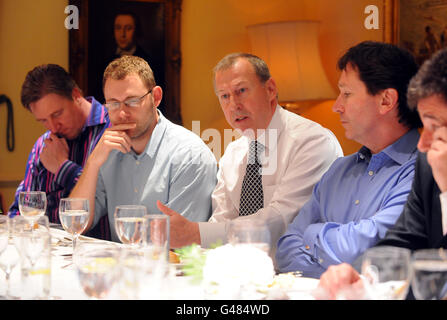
[
  {"xmin": 68, "ymin": 0, "xmax": 183, "ymax": 125},
  {"xmin": 384, "ymin": 0, "xmax": 447, "ymax": 65}
]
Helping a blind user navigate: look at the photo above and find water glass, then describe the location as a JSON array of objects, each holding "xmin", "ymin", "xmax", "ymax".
[
  {"xmin": 227, "ymin": 218, "xmax": 272, "ymax": 254},
  {"xmin": 0, "ymin": 216, "xmax": 8, "ymax": 255},
  {"xmin": 18, "ymin": 191, "xmax": 47, "ymax": 223},
  {"xmin": 411, "ymin": 248, "xmax": 447, "ymax": 300},
  {"xmin": 74, "ymin": 242, "xmax": 121, "ymax": 299},
  {"xmin": 11, "ymin": 215, "xmax": 51, "ymax": 299},
  {"xmin": 119, "ymin": 248, "xmax": 146, "ymax": 299},
  {"xmin": 0, "ymin": 216, "xmax": 16, "ymax": 298},
  {"xmin": 360, "ymin": 246, "xmax": 411, "ymax": 300},
  {"xmin": 59, "ymin": 198, "xmax": 90, "ymax": 250},
  {"xmin": 144, "ymin": 214, "xmax": 169, "ymax": 260},
  {"xmin": 138, "ymin": 244, "xmax": 170, "ymax": 299},
  {"xmin": 114, "ymin": 205, "xmax": 147, "ymax": 246}
]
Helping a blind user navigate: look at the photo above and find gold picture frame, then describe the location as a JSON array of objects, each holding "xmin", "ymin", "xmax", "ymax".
[{"xmin": 384, "ymin": 0, "xmax": 447, "ymax": 65}]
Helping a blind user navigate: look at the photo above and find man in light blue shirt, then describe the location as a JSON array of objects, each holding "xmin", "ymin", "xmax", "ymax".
[
  {"xmin": 276, "ymin": 41, "xmax": 422, "ymax": 278},
  {"xmin": 70, "ymin": 55, "xmax": 217, "ymax": 242}
]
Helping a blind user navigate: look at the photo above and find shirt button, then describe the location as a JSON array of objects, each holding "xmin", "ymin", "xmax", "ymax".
[
  {"xmin": 136, "ymin": 161, "xmax": 140, "ymax": 165},
  {"xmin": 134, "ymin": 188, "xmax": 138, "ymax": 193},
  {"xmin": 368, "ymin": 170, "xmax": 374, "ymax": 176},
  {"xmin": 305, "ymin": 245, "xmax": 310, "ymax": 250},
  {"xmin": 355, "ymin": 200, "xmax": 360, "ymax": 205},
  {"xmin": 319, "ymin": 258, "xmax": 324, "ymax": 263}
]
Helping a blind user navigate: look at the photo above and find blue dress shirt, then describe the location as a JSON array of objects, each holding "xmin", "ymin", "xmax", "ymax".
[
  {"xmin": 276, "ymin": 129, "xmax": 420, "ymax": 278},
  {"xmin": 91, "ymin": 111, "xmax": 218, "ymax": 242}
]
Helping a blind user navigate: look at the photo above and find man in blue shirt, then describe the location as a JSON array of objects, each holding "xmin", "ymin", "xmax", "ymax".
[
  {"xmin": 276, "ymin": 41, "xmax": 423, "ymax": 278},
  {"xmin": 70, "ymin": 55, "xmax": 217, "ymax": 242},
  {"xmin": 318, "ymin": 47, "xmax": 447, "ymax": 300}
]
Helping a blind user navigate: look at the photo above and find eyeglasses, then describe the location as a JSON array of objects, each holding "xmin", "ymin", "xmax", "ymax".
[{"xmin": 104, "ymin": 89, "xmax": 153, "ymax": 111}]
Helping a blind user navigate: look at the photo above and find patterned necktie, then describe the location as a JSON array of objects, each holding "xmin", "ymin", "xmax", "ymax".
[{"xmin": 239, "ymin": 140, "xmax": 264, "ymax": 216}]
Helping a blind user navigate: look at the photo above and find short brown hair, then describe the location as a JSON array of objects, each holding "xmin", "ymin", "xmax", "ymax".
[
  {"xmin": 407, "ymin": 48, "xmax": 447, "ymax": 110},
  {"xmin": 103, "ymin": 55, "xmax": 155, "ymax": 90},
  {"xmin": 21, "ymin": 64, "xmax": 79, "ymax": 110},
  {"xmin": 213, "ymin": 53, "xmax": 271, "ymax": 89}
]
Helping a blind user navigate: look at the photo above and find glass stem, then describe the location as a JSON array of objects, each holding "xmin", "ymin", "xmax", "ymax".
[
  {"xmin": 5, "ymin": 271, "xmax": 11, "ymax": 297},
  {"xmin": 72, "ymin": 235, "xmax": 78, "ymax": 252}
]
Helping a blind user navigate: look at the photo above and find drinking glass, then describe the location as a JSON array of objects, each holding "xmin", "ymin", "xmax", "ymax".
[
  {"xmin": 0, "ymin": 216, "xmax": 7, "ymax": 253},
  {"xmin": 18, "ymin": 191, "xmax": 47, "ymax": 223},
  {"xmin": 0, "ymin": 216, "xmax": 21, "ymax": 299},
  {"xmin": 0, "ymin": 216, "xmax": 9, "ymax": 297},
  {"xmin": 11, "ymin": 215, "xmax": 51, "ymax": 299},
  {"xmin": 227, "ymin": 218, "xmax": 272, "ymax": 254},
  {"xmin": 145, "ymin": 214, "xmax": 169, "ymax": 260},
  {"xmin": 74, "ymin": 242, "xmax": 121, "ymax": 299},
  {"xmin": 119, "ymin": 248, "xmax": 146, "ymax": 299},
  {"xmin": 360, "ymin": 246, "xmax": 411, "ymax": 300},
  {"xmin": 411, "ymin": 248, "xmax": 447, "ymax": 300},
  {"xmin": 114, "ymin": 205, "xmax": 147, "ymax": 246},
  {"xmin": 59, "ymin": 198, "xmax": 90, "ymax": 250},
  {"xmin": 138, "ymin": 244, "xmax": 170, "ymax": 299}
]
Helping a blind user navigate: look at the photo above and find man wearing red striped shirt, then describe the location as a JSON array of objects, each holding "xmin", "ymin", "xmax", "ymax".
[{"xmin": 7, "ymin": 64, "xmax": 111, "ymax": 240}]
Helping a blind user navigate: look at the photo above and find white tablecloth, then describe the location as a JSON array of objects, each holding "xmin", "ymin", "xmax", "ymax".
[{"xmin": 4, "ymin": 228, "xmax": 318, "ymax": 300}]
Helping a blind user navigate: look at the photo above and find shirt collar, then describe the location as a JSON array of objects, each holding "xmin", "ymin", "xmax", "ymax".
[
  {"xmin": 133, "ymin": 109, "xmax": 167, "ymax": 159},
  {"xmin": 84, "ymin": 97, "xmax": 109, "ymax": 128},
  {"xmin": 356, "ymin": 128, "xmax": 420, "ymax": 165},
  {"xmin": 245, "ymin": 104, "xmax": 282, "ymax": 153}
]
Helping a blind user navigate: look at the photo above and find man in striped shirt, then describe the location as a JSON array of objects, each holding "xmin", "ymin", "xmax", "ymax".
[{"xmin": 8, "ymin": 64, "xmax": 111, "ymax": 240}]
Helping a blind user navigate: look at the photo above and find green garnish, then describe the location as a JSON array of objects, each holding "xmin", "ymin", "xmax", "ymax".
[{"xmin": 174, "ymin": 241, "xmax": 223, "ymax": 283}]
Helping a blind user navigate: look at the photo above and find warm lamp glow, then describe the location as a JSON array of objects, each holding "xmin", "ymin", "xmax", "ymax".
[{"xmin": 247, "ymin": 20, "xmax": 336, "ymax": 105}]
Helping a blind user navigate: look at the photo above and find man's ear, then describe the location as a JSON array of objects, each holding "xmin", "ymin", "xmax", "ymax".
[
  {"xmin": 72, "ymin": 87, "xmax": 83, "ymax": 103},
  {"xmin": 265, "ymin": 77, "xmax": 278, "ymax": 101},
  {"xmin": 379, "ymin": 88, "xmax": 398, "ymax": 115},
  {"xmin": 152, "ymin": 86, "xmax": 163, "ymax": 108}
]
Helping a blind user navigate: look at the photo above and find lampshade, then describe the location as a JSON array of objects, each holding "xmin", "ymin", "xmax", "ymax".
[{"xmin": 247, "ymin": 20, "xmax": 336, "ymax": 102}]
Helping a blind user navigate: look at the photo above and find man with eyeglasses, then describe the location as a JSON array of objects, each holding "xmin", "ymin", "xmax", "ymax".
[
  {"xmin": 8, "ymin": 64, "xmax": 111, "ymax": 240},
  {"xmin": 70, "ymin": 55, "xmax": 217, "ymax": 243}
]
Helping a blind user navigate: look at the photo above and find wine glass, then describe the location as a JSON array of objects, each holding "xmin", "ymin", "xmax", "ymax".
[
  {"xmin": 0, "ymin": 216, "xmax": 9, "ymax": 298},
  {"xmin": 0, "ymin": 216, "xmax": 8, "ymax": 253},
  {"xmin": 74, "ymin": 242, "xmax": 121, "ymax": 299},
  {"xmin": 11, "ymin": 215, "xmax": 51, "ymax": 299},
  {"xmin": 360, "ymin": 246, "xmax": 411, "ymax": 300},
  {"xmin": 11, "ymin": 215, "xmax": 50, "ymax": 266},
  {"xmin": 227, "ymin": 218, "xmax": 272, "ymax": 254},
  {"xmin": 59, "ymin": 198, "xmax": 90, "ymax": 251},
  {"xmin": 18, "ymin": 191, "xmax": 47, "ymax": 224},
  {"xmin": 114, "ymin": 205, "xmax": 147, "ymax": 246},
  {"xmin": 411, "ymin": 248, "xmax": 447, "ymax": 300},
  {"xmin": 0, "ymin": 216, "xmax": 21, "ymax": 299}
]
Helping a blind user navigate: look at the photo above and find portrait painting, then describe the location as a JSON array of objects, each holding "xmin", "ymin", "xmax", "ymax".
[{"xmin": 69, "ymin": 0, "xmax": 182, "ymax": 124}]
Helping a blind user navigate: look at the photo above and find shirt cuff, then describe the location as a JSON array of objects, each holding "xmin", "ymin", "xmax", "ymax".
[
  {"xmin": 439, "ymin": 191, "xmax": 447, "ymax": 235},
  {"xmin": 302, "ymin": 222, "xmax": 325, "ymax": 259},
  {"xmin": 54, "ymin": 160, "xmax": 82, "ymax": 190},
  {"xmin": 198, "ymin": 221, "xmax": 227, "ymax": 248}
]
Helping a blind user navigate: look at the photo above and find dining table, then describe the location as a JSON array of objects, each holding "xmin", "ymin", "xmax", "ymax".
[{"xmin": 1, "ymin": 226, "xmax": 320, "ymax": 300}]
